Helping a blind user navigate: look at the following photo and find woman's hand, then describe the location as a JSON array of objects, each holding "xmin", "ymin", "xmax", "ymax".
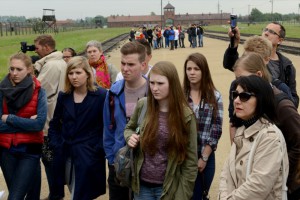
[
  {"xmin": 1, "ymin": 115, "xmax": 8, "ymax": 123},
  {"xmin": 128, "ymin": 133, "xmax": 140, "ymax": 148},
  {"xmin": 198, "ymin": 158, "xmax": 207, "ymax": 173}
]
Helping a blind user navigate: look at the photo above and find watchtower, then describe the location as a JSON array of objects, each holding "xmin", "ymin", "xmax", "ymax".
[
  {"xmin": 41, "ymin": 9, "xmax": 58, "ymax": 33},
  {"xmin": 164, "ymin": 2, "xmax": 175, "ymax": 26}
]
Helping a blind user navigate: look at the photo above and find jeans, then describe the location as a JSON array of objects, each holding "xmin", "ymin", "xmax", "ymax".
[
  {"xmin": 153, "ymin": 40, "xmax": 158, "ymax": 49},
  {"xmin": 165, "ymin": 38, "xmax": 169, "ymax": 48},
  {"xmin": 174, "ymin": 40, "xmax": 178, "ymax": 49},
  {"xmin": 198, "ymin": 34, "xmax": 203, "ymax": 47},
  {"xmin": 108, "ymin": 164, "xmax": 130, "ymax": 200},
  {"xmin": 26, "ymin": 162, "xmax": 41, "ymax": 200},
  {"xmin": 192, "ymin": 152, "xmax": 215, "ymax": 200},
  {"xmin": 134, "ymin": 184, "xmax": 163, "ymax": 200},
  {"xmin": 170, "ymin": 40, "xmax": 175, "ymax": 50},
  {"xmin": 1, "ymin": 150, "xmax": 40, "ymax": 200},
  {"xmin": 65, "ymin": 157, "xmax": 75, "ymax": 199},
  {"xmin": 192, "ymin": 36, "xmax": 197, "ymax": 48},
  {"xmin": 179, "ymin": 38, "xmax": 185, "ymax": 47}
]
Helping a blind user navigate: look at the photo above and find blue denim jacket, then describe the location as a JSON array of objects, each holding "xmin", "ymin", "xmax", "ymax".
[{"xmin": 0, "ymin": 89, "xmax": 47, "ymax": 133}]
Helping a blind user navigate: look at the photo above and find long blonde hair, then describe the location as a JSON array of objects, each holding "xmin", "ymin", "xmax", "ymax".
[{"xmin": 233, "ymin": 52, "xmax": 272, "ymax": 83}]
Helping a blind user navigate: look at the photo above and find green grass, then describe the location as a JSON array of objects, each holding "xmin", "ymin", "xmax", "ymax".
[
  {"xmin": 0, "ymin": 28, "xmax": 128, "ymax": 79},
  {"xmin": 205, "ymin": 22, "xmax": 300, "ymax": 38}
]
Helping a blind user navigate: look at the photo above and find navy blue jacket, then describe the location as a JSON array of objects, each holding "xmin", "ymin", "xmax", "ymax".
[{"xmin": 49, "ymin": 88, "xmax": 107, "ymax": 200}]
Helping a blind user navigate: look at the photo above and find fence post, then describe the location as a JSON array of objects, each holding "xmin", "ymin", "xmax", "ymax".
[
  {"xmin": 6, "ymin": 23, "xmax": 8, "ymax": 36},
  {"xmin": 21, "ymin": 22, "xmax": 24, "ymax": 35},
  {"xmin": 9, "ymin": 23, "xmax": 12, "ymax": 36},
  {"xmin": 0, "ymin": 23, "xmax": 2, "ymax": 37}
]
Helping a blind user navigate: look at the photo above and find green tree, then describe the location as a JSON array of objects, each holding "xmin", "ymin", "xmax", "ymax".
[{"xmin": 250, "ymin": 8, "xmax": 265, "ymax": 22}]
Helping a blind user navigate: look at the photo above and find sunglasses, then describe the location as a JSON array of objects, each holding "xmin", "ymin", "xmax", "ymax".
[
  {"xmin": 231, "ymin": 91, "xmax": 255, "ymax": 102},
  {"xmin": 263, "ymin": 28, "xmax": 281, "ymax": 38}
]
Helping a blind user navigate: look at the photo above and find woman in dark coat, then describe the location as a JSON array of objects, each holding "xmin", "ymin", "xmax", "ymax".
[{"xmin": 49, "ymin": 56, "xmax": 107, "ymax": 200}]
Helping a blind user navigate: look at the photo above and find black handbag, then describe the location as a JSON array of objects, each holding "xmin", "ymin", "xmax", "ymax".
[{"xmin": 41, "ymin": 136, "xmax": 53, "ymax": 162}]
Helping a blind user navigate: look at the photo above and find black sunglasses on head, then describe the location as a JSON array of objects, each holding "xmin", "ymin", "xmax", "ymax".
[{"xmin": 231, "ymin": 91, "xmax": 255, "ymax": 102}]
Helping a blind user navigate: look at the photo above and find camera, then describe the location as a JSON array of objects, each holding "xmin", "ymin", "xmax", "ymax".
[
  {"xmin": 20, "ymin": 42, "xmax": 35, "ymax": 53},
  {"xmin": 230, "ymin": 14, "xmax": 237, "ymax": 30}
]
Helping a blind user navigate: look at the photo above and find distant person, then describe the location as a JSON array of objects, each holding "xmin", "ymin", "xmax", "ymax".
[
  {"xmin": 129, "ymin": 28, "xmax": 136, "ymax": 41},
  {"xmin": 103, "ymin": 41, "xmax": 148, "ymax": 200},
  {"xmin": 85, "ymin": 40, "xmax": 119, "ymax": 88},
  {"xmin": 219, "ymin": 75, "xmax": 289, "ymax": 200},
  {"xmin": 179, "ymin": 30, "xmax": 185, "ymax": 48},
  {"xmin": 135, "ymin": 27, "xmax": 145, "ymax": 40},
  {"xmin": 169, "ymin": 26, "xmax": 175, "ymax": 50},
  {"xmin": 223, "ymin": 22, "xmax": 299, "ymax": 108},
  {"xmin": 174, "ymin": 26, "xmax": 179, "ymax": 49},
  {"xmin": 190, "ymin": 24, "xmax": 197, "ymax": 48},
  {"xmin": 183, "ymin": 53, "xmax": 223, "ymax": 200},
  {"xmin": 152, "ymin": 27, "xmax": 158, "ymax": 49},
  {"xmin": 34, "ymin": 34, "xmax": 67, "ymax": 200},
  {"xmin": 0, "ymin": 53, "xmax": 47, "ymax": 199},
  {"xmin": 48, "ymin": 56, "xmax": 107, "ymax": 200},
  {"xmin": 124, "ymin": 61, "xmax": 198, "ymax": 199},
  {"xmin": 62, "ymin": 47, "xmax": 77, "ymax": 63},
  {"xmin": 142, "ymin": 27, "xmax": 149, "ymax": 41},
  {"xmin": 115, "ymin": 39, "xmax": 152, "ymax": 81},
  {"xmin": 187, "ymin": 25, "xmax": 193, "ymax": 47},
  {"xmin": 197, "ymin": 25, "xmax": 204, "ymax": 47},
  {"xmin": 146, "ymin": 27, "xmax": 153, "ymax": 47},
  {"xmin": 163, "ymin": 26, "xmax": 170, "ymax": 48}
]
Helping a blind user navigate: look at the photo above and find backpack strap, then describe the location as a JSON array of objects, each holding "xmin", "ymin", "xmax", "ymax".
[
  {"xmin": 109, "ymin": 91, "xmax": 115, "ymax": 130},
  {"xmin": 137, "ymin": 99, "xmax": 147, "ymax": 128},
  {"xmin": 131, "ymin": 98, "xmax": 147, "ymax": 177}
]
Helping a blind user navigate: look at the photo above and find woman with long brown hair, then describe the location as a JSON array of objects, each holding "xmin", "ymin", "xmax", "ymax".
[
  {"xmin": 183, "ymin": 52, "xmax": 223, "ymax": 200},
  {"xmin": 124, "ymin": 61, "xmax": 198, "ymax": 200}
]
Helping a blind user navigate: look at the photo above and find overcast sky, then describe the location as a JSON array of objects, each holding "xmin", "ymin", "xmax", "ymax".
[{"xmin": 1, "ymin": 0, "xmax": 299, "ymax": 20}]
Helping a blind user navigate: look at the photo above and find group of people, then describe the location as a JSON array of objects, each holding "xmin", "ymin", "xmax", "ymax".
[
  {"xmin": 130, "ymin": 23, "xmax": 204, "ymax": 51},
  {"xmin": 0, "ymin": 20, "xmax": 299, "ymax": 200},
  {"xmin": 220, "ymin": 21, "xmax": 300, "ymax": 200}
]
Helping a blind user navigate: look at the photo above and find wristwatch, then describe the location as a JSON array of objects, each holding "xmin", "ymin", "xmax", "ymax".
[{"xmin": 201, "ymin": 155, "xmax": 209, "ymax": 162}]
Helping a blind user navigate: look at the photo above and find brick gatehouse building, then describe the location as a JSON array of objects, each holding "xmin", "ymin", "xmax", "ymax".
[{"xmin": 107, "ymin": 3, "xmax": 230, "ymax": 28}]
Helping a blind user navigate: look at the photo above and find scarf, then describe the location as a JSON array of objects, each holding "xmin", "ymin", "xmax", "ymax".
[
  {"xmin": 0, "ymin": 74, "xmax": 34, "ymax": 113},
  {"xmin": 242, "ymin": 115, "xmax": 259, "ymax": 128},
  {"xmin": 89, "ymin": 54, "xmax": 111, "ymax": 89}
]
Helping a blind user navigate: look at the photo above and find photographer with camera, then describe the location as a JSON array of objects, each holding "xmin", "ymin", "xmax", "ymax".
[
  {"xmin": 33, "ymin": 34, "xmax": 67, "ymax": 200},
  {"xmin": 223, "ymin": 21, "xmax": 298, "ymax": 108}
]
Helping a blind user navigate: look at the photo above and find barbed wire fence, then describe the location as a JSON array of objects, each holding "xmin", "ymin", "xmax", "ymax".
[{"xmin": 0, "ymin": 21, "xmax": 97, "ymax": 37}]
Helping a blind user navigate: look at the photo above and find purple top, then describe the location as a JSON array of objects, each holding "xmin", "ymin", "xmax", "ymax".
[{"xmin": 140, "ymin": 111, "xmax": 169, "ymax": 184}]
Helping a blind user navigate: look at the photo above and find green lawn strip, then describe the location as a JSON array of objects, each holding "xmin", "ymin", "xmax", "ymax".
[{"xmin": 0, "ymin": 28, "xmax": 128, "ymax": 79}]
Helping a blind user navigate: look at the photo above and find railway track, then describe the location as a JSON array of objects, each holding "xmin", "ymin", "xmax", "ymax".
[
  {"xmin": 78, "ymin": 33, "xmax": 129, "ymax": 56},
  {"xmin": 78, "ymin": 31, "xmax": 299, "ymax": 56},
  {"xmin": 205, "ymin": 31, "xmax": 300, "ymax": 56}
]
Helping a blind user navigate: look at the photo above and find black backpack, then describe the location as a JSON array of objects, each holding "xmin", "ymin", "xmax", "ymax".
[{"xmin": 114, "ymin": 99, "xmax": 147, "ymax": 188}]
